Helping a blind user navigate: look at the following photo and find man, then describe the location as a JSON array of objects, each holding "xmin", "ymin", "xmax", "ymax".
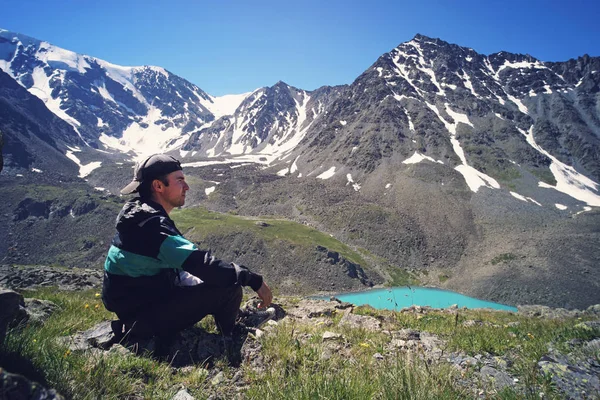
[{"xmin": 102, "ymin": 154, "xmax": 272, "ymax": 350}]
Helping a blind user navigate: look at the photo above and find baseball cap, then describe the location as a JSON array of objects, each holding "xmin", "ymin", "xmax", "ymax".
[{"xmin": 120, "ymin": 154, "xmax": 182, "ymax": 195}]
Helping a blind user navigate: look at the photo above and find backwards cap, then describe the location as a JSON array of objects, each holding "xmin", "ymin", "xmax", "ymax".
[{"xmin": 120, "ymin": 154, "xmax": 182, "ymax": 195}]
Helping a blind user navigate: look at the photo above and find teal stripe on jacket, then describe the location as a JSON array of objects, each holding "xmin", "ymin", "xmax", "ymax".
[{"xmin": 105, "ymin": 235, "xmax": 199, "ymax": 277}]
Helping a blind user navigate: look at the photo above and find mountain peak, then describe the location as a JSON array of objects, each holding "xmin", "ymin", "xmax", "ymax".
[{"xmin": 0, "ymin": 28, "xmax": 42, "ymax": 47}]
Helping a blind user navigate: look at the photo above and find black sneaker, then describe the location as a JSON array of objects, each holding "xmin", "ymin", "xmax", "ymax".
[{"xmin": 238, "ymin": 306, "xmax": 276, "ymax": 329}]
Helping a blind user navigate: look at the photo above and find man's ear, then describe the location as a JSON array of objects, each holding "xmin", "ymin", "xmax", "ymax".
[{"xmin": 151, "ymin": 179, "xmax": 163, "ymax": 193}]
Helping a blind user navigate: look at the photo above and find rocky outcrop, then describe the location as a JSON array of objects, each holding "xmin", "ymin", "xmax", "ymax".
[
  {"xmin": 0, "ymin": 368, "xmax": 64, "ymax": 400},
  {"xmin": 0, "ymin": 289, "xmax": 22, "ymax": 344},
  {"xmin": 1, "ymin": 288, "xmax": 63, "ymax": 399},
  {"xmin": 0, "ymin": 265, "xmax": 102, "ymax": 292}
]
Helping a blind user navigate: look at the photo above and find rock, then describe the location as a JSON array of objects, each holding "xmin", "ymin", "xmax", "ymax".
[
  {"xmin": 518, "ymin": 305, "xmax": 582, "ymax": 319},
  {"xmin": 338, "ymin": 312, "xmax": 381, "ymax": 331},
  {"xmin": 172, "ymin": 389, "xmax": 195, "ymax": 400},
  {"xmin": 60, "ymin": 320, "xmax": 116, "ymax": 352},
  {"xmin": 211, "ymin": 371, "xmax": 226, "ymax": 385},
  {"xmin": 286, "ymin": 299, "xmax": 339, "ymax": 319},
  {"xmin": 322, "ymin": 331, "xmax": 343, "ymax": 341},
  {"xmin": 19, "ymin": 298, "xmax": 60, "ymax": 325},
  {"xmin": 574, "ymin": 320, "xmax": 600, "ymax": 331},
  {"xmin": 586, "ymin": 304, "xmax": 600, "ymax": 315},
  {"xmin": 538, "ymin": 342, "xmax": 600, "ymax": 399},
  {"xmin": 373, "ymin": 352, "xmax": 385, "ymax": 360},
  {"xmin": 0, "ymin": 288, "xmax": 23, "ymax": 344},
  {"xmin": 253, "ymin": 329, "xmax": 265, "ymax": 339},
  {"xmin": 479, "ymin": 366, "xmax": 514, "ymax": 390},
  {"xmin": 0, "ymin": 367, "xmax": 64, "ymax": 399},
  {"xmin": 255, "ymin": 221, "xmax": 269, "ymax": 227},
  {"xmin": 394, "ymin": 329, "xmax": 420, "ymax": 341},
  {"xmin": 462, "ymin": 320, "xmax": 483, "ymax": 327}
]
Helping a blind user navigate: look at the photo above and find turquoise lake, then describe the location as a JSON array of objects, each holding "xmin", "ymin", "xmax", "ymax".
[{"xmin": 322, "ymin": 287, "xmax": 518, "ymax": 312}]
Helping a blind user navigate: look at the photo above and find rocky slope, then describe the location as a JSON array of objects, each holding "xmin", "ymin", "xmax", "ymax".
[{"xmin": 1, "ymin": 282, "xmax": 599, "ymax": 400}]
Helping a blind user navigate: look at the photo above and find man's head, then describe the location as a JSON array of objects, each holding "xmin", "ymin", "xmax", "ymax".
[{"xmin": 120, "ymin": 154, "xmax": 189, "ymax": 213}]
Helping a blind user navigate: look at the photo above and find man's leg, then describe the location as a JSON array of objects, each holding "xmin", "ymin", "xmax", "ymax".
[{"xmin": 128, "ymin": 283, "xmax": 243, "ymax": 339}]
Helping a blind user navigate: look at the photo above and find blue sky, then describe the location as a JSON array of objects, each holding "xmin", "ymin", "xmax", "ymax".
[{"xmin": 2, "ymin": 0, "xmax": 599, "ymax": 96}]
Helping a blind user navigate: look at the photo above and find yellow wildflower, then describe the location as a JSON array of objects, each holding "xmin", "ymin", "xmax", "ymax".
[
  {"xmin": 94, "ymin": 304, "xmax": 100, "ymax": 309},
  {"xmin": 84, "ymin": 304, "xmax": 90, "ymax": 309},
  {"xmin": 527, "ymin": 333, "xmax": 534, "ymax": 339},
  {"xmin": 359, "ymin": 342, "xmax": 370, "ymax": 348},
  {"xmin": 94, "ymin": 293, "xmax": 101, "ymax": 298}
]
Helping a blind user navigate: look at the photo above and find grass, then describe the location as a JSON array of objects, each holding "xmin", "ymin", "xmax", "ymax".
[
  {"xmin": 491, "ymin": 253, "xmax": 519, "ymax": 265},
  {"xmin": 2, "ymin": 289, "xmax": 598, "ymax": 399},
  {"xmin": 172, "ymin": 206, "xmax": 369, "ymax": 266}
]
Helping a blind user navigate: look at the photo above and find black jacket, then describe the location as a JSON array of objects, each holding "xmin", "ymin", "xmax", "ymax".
[{"xmin": 102, "ymin": 198, "xmax": 262, "ymax": 320}]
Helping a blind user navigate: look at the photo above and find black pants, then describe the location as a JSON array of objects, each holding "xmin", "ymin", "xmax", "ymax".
[{"xmin": 118, "ymin": 284, "xmax": 243, "ymax": 339}]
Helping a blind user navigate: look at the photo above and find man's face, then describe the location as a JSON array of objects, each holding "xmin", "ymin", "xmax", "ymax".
[{"xmin": 159, "ymin": 170, "xmax": 189, "ymax": 209}]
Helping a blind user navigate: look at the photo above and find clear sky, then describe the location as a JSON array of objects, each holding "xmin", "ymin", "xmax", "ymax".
[{"xmin": 2, "ymin": 0, "xmax": 599, "ymax": 96}]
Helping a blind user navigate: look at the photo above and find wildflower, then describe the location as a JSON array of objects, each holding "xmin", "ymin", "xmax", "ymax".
[
  {"xmin": 527, "ymin": 333, "xmax": 534, "ymax": 339},
  {"xmin": 95, "ymin": 293, "xmax": 101, "ymax": 298},
  {"xmin": 94, "ymin": 304, "xmax": 100, "ymax": 309},
  {"xmin": 84, "ymin": 304, "xmax": 90, "ymax": 309},
  {"xmin": 33, "ymin": 339, "xmax": 37, "ymax": 343},
  {"xmin": 64, "ymin": 350, "xmax": 71, "ymax": 357},
  {"xmin": 359, "ymin": 342, "xmax": 370, "ymax": 348}
]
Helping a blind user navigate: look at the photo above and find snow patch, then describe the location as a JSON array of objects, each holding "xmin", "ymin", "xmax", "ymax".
[
  {"xmin": 205, "ymin": 186, "xmax": 216, "ymax": 196},
  {"xmin": 203, "ymin": 92, "xmax": 252, "ymax": 118},
  {"xmin": 346, "ymin": 174, "xmax": 361, "ymax": 191},
  {"xmin": 290, "ymin": 156, "xmax": 300, "ymax": 174},
  {"xmin": 519, "ymin": 126, "xmax": 600, "ymax": 206},
  {"xmin": 402, "ymin": 151, "xmax": 443, "ymax": 165},
  {"xmin": 555, "ymin": 203, "xmax": 567, "ymax": 210},
  {"xmin": 340, "ymin": 120, "xmax": 347, "ymax": 126},
  {"xmin": 31, "ymin": 168, "xmax": 43, "ymax": 173},
  {"xmin": 510, "ymin": 192, "xmax": 528, "ymax": 202},
  {"xmin": 385, "ymin": 183, "xmax": 391, "ymax": 189},
  {"xmin": 317, "ymin": 167, "xmax": 336, "ymax": 180},
  {"xmin": 277, "ymin": 168, "xmax": 289, "ymax": 177},
  {"xmin": 65, "ymin": 150, "xmax": 102, "ymax": 178}
]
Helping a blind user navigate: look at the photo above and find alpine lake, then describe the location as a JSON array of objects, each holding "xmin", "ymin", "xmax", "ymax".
[{"xmin": 319, "ymin": 287, "xmax": 518, "ymax": 312}]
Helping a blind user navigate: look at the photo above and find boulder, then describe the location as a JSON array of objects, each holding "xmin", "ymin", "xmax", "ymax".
[
  {"xmin": 0, "ymin": 288, "xmax": 23, "ymax": 344},
  {"xmin": 14, "ymin": 299, "xmax": 60, "ymax": 326},
  {"xmin": 0, "ymin": 367, "xmax": 64, "ymax": 399},
  {"xmin": 338, "ymin": 312, "xmax": 381, "ymax": 331},
  {"xmin": 479, "ymin": 365, "xmax": 514, "ymax": 391}
]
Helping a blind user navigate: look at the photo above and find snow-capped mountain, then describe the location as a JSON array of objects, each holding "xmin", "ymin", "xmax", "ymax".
[
  {"xmin": 0, "ymin": 29, "xmax": 245, "ymax": 157},
  {"xmin": 1, "ymin": 29, "xmax": 599, "ymax": 208},
  {"xmin": 180, "ymin": 81, "xmax": 344, "ymax": 164},
  {"xmin": 294, "ymin": 34, "xmax": 600, "ymax": 207}
]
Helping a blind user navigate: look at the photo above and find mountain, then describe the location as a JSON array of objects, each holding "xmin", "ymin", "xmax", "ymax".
[
  {"xmin": 180, "ymin": 81, "xmax": 345, "ymax": 162},
  {"xmin": 0, "ymin": 29, "xmax": 345, "ymax": 163},
  {"xmin": 291, "ymin": 34, "xmax": 600, "ymax": 207},
  {"xmin": 0, "ymin": 68, "xmax": 80, "ymax": 178},
  {"xmin": 1, "ymin": 29, "xmax": 599, "ymax": 309},
  {"xmin": 0, "ymin": 29, "xmax": 227, "ymax": 156}
]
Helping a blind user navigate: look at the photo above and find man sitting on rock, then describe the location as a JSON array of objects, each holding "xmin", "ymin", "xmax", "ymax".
[{"xmin": 102, "ymin": 154, "xmax": 273, "ymax": 356}]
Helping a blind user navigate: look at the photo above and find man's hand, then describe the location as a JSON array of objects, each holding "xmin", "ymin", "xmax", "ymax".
[{"xmin": 256, "ymin": 281, "xmax": 273, "ymax": 308}]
